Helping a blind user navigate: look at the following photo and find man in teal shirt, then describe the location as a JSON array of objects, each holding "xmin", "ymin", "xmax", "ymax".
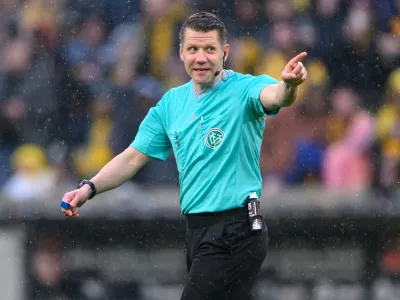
[
  {"xmin": 132, "ymin": 69, "xmax": 279, "ymax": 214},
  {"xmin": 61, "ymin": 12, "xmax": 307, "ymax": 300}
]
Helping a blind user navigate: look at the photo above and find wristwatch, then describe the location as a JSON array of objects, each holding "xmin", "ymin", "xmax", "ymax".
[{"xmin": 78, "ymin": 179, "xmax": 97, "ymax": 199}]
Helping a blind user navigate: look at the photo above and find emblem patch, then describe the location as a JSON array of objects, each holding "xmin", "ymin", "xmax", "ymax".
[{"xmin": 205, "ymin": 128, "xmax": 224, "ymax": 149}]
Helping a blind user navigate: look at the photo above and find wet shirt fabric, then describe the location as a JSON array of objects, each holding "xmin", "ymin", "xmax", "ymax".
[{"xmin": 131, "ymin": 70, "xmax": 278, "ymax": 214}]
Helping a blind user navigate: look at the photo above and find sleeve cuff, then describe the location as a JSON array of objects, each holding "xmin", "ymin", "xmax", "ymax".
[{"xmin": 130, "ymin": 142, "xmax": 168, "ymax": 162}]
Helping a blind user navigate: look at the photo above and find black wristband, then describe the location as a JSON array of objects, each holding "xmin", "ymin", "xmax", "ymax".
[{"xmin": 78, "ymin": 180, "xmax": 97, "ymax": 199}]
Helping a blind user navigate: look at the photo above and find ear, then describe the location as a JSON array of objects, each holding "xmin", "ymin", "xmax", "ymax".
[
  {"xmin": 223, "ymin": 44, "xmax": 230, "ymax": 62},
  {"xmin": 179, "ymin": 44, "xmax": 184, "ymax": 62}
]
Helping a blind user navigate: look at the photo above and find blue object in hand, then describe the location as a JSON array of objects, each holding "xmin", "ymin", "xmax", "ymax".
[{"xmin": 60, "ymin": 200, "xmax": 70, "ymax": 210}]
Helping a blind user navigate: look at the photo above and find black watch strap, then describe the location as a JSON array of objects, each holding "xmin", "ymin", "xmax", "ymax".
[{"xmin": 78, "ymin": 180, "xmax": 97, "ymax": 199}]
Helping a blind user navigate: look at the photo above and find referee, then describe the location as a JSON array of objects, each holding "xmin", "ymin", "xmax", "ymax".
[{"xmin": 61, "ymin": 12, "xmax": 307, "ymax": 300}]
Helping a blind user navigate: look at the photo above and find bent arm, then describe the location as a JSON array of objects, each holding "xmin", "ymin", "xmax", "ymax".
[
  {"xmin": 260, "ymin": 52, "xmax": 307, "ymax": 112},
  {"xmin": 259, "ymin": 81, "xmax": 298, "ymax": 112},
  {"xmin": 86, "ymin": 146, "xmax": 150, "ymax": 195}
]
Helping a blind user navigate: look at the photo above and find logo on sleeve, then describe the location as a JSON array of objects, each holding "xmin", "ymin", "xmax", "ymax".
[{"xmin": 205, "ymin": 128, "xmax": 224, "ymax": 149}]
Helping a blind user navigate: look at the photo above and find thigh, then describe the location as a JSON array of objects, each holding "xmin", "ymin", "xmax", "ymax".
[
  {"xmin": 181, "ymin": 263, "xmax": 256, "ymax": 300},
  {"xmin": 181, "ymin": 253, "xmax": 227, "ymax": 300},
  {"xmin": 222, "ymin": 223, "xmax": 268, "ymax": 300},
  {"xmin": 182, "ymin": 222, "xmax": 227, "ymax": 300},
  {"xmin": 181, "ymin": 220, "xmax": 268, "ymax": 300}
]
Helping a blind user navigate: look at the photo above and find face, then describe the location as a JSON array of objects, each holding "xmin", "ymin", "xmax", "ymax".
[
  {"xmin": 180, "ymin": 28, "xmax": 229, "ymax": 89},
  {"xmin": 331, "ymin": 88, "xmax": 358, "ymax": 117},
  {"xmin": 317, "ymin": 0, "xmax": 340, "ymax": 18}
]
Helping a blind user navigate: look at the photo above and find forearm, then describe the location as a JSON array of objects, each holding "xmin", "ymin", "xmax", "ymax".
[
  {"xmin": 275, "ymin": 81, "xmax": 298, "ymax": 107},
  {"xmin": 88, "ymin": 147, "xmax": 149, "ymax": 195},
  {"xmin": 260, "ymin": 51, "xmax": 306, "ymax": 110},
  {"xmin": 260, "ymin": 81, "xmax": 299, "ymax": 111}
]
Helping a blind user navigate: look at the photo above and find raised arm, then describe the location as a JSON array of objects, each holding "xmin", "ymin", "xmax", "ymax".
[{"xmin": 260, "ymin": 52, "xmax": 308, "ymax": 112}]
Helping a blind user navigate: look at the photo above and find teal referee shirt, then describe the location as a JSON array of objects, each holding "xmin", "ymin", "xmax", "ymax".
[{"xmin": 131, "ymin": 71, "xmax": 279, "ymax": 214}]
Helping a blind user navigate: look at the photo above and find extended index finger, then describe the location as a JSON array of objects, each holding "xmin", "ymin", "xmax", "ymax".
[{"xmin": 289, "ymin": 52, "xmax": 307, "ymax": 65}]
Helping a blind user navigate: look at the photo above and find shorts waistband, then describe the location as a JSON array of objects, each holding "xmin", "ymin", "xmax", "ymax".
[{"xmin": 184, "ymin": 206, "xmax": 248, "ymax": 229}]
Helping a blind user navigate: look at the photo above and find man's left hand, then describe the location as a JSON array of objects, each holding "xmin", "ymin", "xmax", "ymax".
[{"xmin": 281, "ymin": 52, "xmax": 308, "ymax": 86}]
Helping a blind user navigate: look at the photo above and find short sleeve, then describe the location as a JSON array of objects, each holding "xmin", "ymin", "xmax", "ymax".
[
  {"xmin": 131, "ymin": 95, "xmax": 172, "ymax": 161},
  {"xmin": 247, "ymin": 74, "xmax": 279, "ymax": 119}
]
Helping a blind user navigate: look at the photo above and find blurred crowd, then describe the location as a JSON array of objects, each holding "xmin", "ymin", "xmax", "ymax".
[{"xmin": 0, "ymin": 0, "xmax": 399, "ymax": 203}]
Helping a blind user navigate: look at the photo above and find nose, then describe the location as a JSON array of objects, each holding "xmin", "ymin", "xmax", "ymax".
[{"xmin": 195, "ymin": 49, "xmax": 207, "ymax": 64}]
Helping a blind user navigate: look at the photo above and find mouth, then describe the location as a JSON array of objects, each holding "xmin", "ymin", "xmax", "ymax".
[{"xmin": 193, "ymin": 68, "xmax": 211, "ymax": 72}]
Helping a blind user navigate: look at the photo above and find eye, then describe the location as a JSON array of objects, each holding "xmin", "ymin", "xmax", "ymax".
[
  {"xmin": 206, "ymin": 47, "xmax": 216, "ymax": 52},
  {"xmin": 188, "ymin": 47, "xmax": 197, "ymax": 53}
]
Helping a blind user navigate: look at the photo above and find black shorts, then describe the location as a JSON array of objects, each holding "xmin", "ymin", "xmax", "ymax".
[{"xmin": 181, "ymin": 206, "xmax": 268, "ymax": 300}]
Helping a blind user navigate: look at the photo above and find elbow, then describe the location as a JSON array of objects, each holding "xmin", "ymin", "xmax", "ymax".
[
  {"xmin": 131, "ymin": 152, "xmax": 149, "ymax": 168},
  {"xmin": 122, "ymin": 147, "xmax": 149, "ymax": 169}
]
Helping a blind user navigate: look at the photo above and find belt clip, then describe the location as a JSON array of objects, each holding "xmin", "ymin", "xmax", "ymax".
[{"xmin": 247, "ymin": 192, "xmax": 263, "ymax": 231}]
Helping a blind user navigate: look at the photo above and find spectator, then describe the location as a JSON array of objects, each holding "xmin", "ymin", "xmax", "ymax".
[
  {"xmin": 29, "ymin": 235, "xmax": 70, "ymax": 300},
  {"xmin": 322, "ymin": 87, "xmax": 375, "ymax": 191},
  {"xmin": 1, "ymin": 144, "xmax": 58, "ymax": 201},
  {"xmin": 376, "ymin": 68, "xmax": 400, "ymax": 199}
]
